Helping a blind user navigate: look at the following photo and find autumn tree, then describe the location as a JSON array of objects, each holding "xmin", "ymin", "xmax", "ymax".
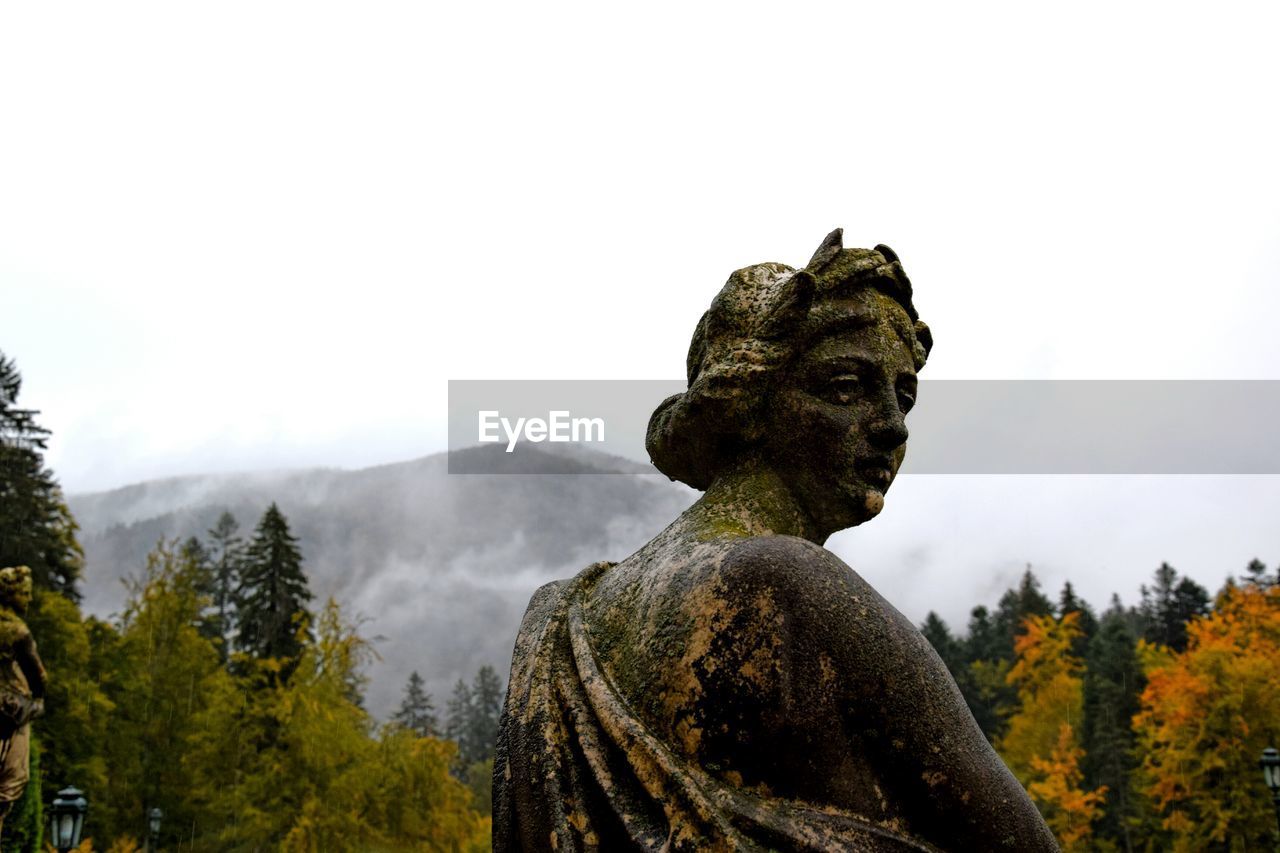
[
  {"xmin": 993, "ymin": 568, "xmax": 1056, "ymax": 660},
  {"xmin": 1132, "ymin": 581, "xmax": 1280, "ymax": 851},
  {"xmin": 92, "ymin": 540, "xmax": 233, "ymax": 847},
  {"xmin": 21, "ymin": 590, "xmax": 113, "ymax": 825},
  {"xmin": 959, "ymin": 569, "xmax": 1054, "ymax": 741},
  {"xmin": 998, "ymin": 612, "xmax": 1106, "ymax": 850},
  {"xmin": 188, "ymin": 599, "xmax": 488, "ymax": 851}
]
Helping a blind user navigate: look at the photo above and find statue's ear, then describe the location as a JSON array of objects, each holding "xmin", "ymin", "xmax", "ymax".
[
  {"xmin": 806, "ymin": 228, "xmax": 843, "ymax": 269},
  {"xmin": 757, "ymin": 270, "xmax": 815, "ymax": 339},
  {"xmin": 874, "ymin": 243, "xmax": 900, "ymax": 264},
  {"xmin": 913, "ymin": 320, "xmax": 933, "ymax": 361}
]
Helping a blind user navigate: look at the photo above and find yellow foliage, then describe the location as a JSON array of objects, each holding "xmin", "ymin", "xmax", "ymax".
[
  {"xmin": 1027, "ymin": 724, "xmax": 1107, "ymax": 851},
  {"xmin": 186, "ymin": 599, "xmax": 488, "ymax": 852},
  {"xmin": 1132, "ymin": 583, "xmax": 1280, "ymax": 850},
  {"xmin": 998, "ymin": 612, "xmax": 1106, "ymax": 848},
  {"xmin": 1000, "ymin": 612, "xmax": 1085, "ymax": 783}
]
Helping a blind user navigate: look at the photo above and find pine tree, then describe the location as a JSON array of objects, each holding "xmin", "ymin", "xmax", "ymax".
[
  {"xmin": 1082, "ymin": 599, "xmax": 1145, "ymax": 852},
  {"xmin": 392, "ymin": 671, "xmax": 439, "ymax": 737},
  {"xmin": 468, "ymin": 665, "xmax": 504, "ymax": 764},
  {"xmin": 445, "ymin": 678, "xmax": 474, "ymax": 763},
  {"xmin": 235, "ymin": 503, "xmax": 313, "ymax": 667},
  {"xmin": 0, "ymin": 351, "xmax": 82, "ymax": 599},
  {"xmin": 443, "ymin": 667, "xmax": 504, "ymax": 766},
  {"xmin": 921, "ymin": 612, "xmax": 962, "ymax": 669},
  {"xmin": 206, "ymin": 511, "xmax": 245, "ymax": 660},
  {"xmin": 993, "ymin": 567, "xmax": 1055, "ymax": 660},
  {"xmin": 964, "ymin": 605, "xmax": 1002, "ymax": 662},
  {"xmin": 1244, "ymin": 558, "xmax": 1272, "ymax": 590},
  {"xmin": 1139, "ymin": 563, "xmax": 1210, "ymax": 652},
  {"xmin": 965, "ymin": 604, "xmax": 1013, "ymax": 739},
  {"xmin": 1058, "ymin": 581, "xmax": 1098, "ymax": 658},
  {"xmin": 921, "ymin": 612, "xmax": 994, "ymax": 736}
]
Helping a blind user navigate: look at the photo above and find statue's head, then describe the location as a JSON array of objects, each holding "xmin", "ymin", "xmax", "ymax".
[
  {"xmin": 647, "ymin": 229, "xmax": 932, "ymax": 537},
  {"xmin": 0, "ymin": 565, "xmax": 33, "ymax": 613}
]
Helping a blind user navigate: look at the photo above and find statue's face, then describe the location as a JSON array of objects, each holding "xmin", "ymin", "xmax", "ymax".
[{"xmin": 765, "ymin": 289, "xmax": 919, "ymax": 537}]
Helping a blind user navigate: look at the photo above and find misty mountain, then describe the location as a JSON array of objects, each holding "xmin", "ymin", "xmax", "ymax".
[{"xmin": 69, "ymin": 444, "xmax": 696, "ymax": 719}]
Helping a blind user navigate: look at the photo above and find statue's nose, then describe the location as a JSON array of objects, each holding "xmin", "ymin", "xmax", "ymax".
[{"xmin": 867, "ymin": 411, "xmax": 908, "ymax": 450}]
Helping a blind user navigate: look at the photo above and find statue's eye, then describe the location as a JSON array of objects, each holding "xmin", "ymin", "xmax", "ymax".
[
  {"xmin": 826, "ymin": 375, "xmax": 862, "ymax": 405},
  {"xmin": 896, "ymin": 378, "xmax": 917, "ymax": 414}
]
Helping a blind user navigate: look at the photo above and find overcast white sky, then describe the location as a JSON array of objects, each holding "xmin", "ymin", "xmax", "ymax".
[{"xmin": 3, "ymin": 3, "xmax": 1279, "ymax": 619}]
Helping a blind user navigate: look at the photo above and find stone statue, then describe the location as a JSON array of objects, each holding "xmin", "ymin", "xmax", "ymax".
[
  {"xmin": 494, "ymin": 231, "xmax": 1058, "ymax": 851},
  {"xmin": 0, "ymin": 566, "xmax": 46, "ymax": 836}
]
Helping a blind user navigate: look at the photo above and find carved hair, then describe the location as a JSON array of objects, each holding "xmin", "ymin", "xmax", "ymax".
[
  {"xmin": 0, "ymin": 565, "xmax": 32, "ymax": 610},
  {"xmin": 646, "ymin": 229, "xmax": 932, "ymax": 490}
]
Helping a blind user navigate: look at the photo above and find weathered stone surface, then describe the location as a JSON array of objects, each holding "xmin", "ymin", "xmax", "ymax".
[{"xmin": 494, "ymin": 231, "xmax": 1058, "ymax": 851}]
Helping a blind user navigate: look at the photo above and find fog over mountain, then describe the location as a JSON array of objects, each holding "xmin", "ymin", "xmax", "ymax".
[
  {"xmin": 69, "ymin": 444, "xmax": 696, "ymax": 719},
  {"xmin": 68, "ymin": 442, "xmax": 1280, "ymax": 721}
]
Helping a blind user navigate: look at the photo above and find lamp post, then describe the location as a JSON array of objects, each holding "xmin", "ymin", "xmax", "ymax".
[
  {"xmin": 146, "ymin": 806, "xmax": 163, "ymax": 852},
  {"xmin": 48, "ymin": 786, "xmax": 87, "ymax": 853},
  {"xmin": 1262, "ymin": 747, "xmax": 1280, "ymax": 841}
]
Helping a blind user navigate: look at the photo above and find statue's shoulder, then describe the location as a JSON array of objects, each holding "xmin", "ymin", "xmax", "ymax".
[
  {"xmin": 516, "ymin": 562, "xmax": 615, "ymax": 632},
  {"xmin": 715, "ymin": 534, "xmax": 871, "ymax": 594}
]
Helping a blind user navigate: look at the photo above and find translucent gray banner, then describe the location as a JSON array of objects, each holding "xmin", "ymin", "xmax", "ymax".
[{"xmin": 447, "ymin": 380, "xmax": 1280, "ymax": 475}]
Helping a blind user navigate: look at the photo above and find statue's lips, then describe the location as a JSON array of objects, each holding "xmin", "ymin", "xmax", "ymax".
[{"xmin": 857, "ymin": 459, "xmax": 894, "ymax": 488}]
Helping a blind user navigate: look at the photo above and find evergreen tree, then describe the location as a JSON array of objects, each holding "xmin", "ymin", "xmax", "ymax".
[
  {"xmin": 993, "ymin": 567, "xmax": 1054, "ymax": 660},
  {"xmin": 1082, "ymin": 599, "xmax": 1145, "ymax": 852},
  {"xmin": 205, "ymin": 510, "xmax": 245, "ymax": 661},
  {"xmin": 235, "ymin": 503, "xmax": 313, "ymax": 667},
  {"xmin": 392, "ymin": 670, "xmax": 439, "ymax": 737},
  {"xmin": 0, "ymin": 351, "xmax": 82, "ymax": 599},
  {"xmin": 179, "ymin": 535, "xmax": 219, "ymax": 641},
  {"xmin": 961, "ymin": 570, "xmax": 1054, "ymax": 742},
  {"xmin": 469, "ymin": 665, "xmax": 504, "ymax": 763},
  {"xmin": 921, "ymin": 612, "xmax": 961, "ymax": 668},
  {"xmin": 1244, "ymin": 558, "xmax": 1272, "ymax": 590},
  {"xmin": 1057, "ymin": 581, "xmax": 1098, "ymax": 658},
  {"xmin": 1139, "ymin": 563, "xmax": 1210, "ymax": 652},
  {"xmin": 922, "ymin": 612, "xmax": 995, "ymax": 739},
  {"xmin": 444, "ymin": 667, "xmax": 504, "ymax": 766},
  {"xmin": 964, "ymin": 605, "xmax": 1002, "ymax": 662},
  {"xmin": 445, "ymin": 678, "xmax": 474, "ymax": 762}
]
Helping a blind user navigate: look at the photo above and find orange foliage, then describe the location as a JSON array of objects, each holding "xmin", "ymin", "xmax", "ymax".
[{"xmin": 1133, "ymin": 583, "xmax": 1280, "ymax": 851}]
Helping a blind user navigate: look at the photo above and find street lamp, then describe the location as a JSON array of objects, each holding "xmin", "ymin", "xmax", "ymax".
[
  {"xmin": 1259, "ymin": 747, "xmax": 1280, "ymax": 824},
  {"xmin": 48, "ymin": 786, "xmax": 87, "ymax": 853},
  {"xmin": 1262, "ymin": 747, "xmax": 1280, "ymax": 836},
  {"xmin": 147, "ymin": 807, "xmax": 163, "ymax": 852}
]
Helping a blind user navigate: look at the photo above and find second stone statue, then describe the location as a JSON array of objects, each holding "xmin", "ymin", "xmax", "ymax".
[{"xmin": 493, "ymin": 231, "xmax": 1059, "ymax": 852}]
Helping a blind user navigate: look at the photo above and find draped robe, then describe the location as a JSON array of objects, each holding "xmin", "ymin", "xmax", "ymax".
[{"xmin": 492, "ymin": 561, "xmax": 942, "ymax": 853}]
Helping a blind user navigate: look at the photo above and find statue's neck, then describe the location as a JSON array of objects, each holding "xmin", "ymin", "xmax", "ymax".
[{"xmin": 682, "ymin": 459, "xmax": 829, "ymax": 545}]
